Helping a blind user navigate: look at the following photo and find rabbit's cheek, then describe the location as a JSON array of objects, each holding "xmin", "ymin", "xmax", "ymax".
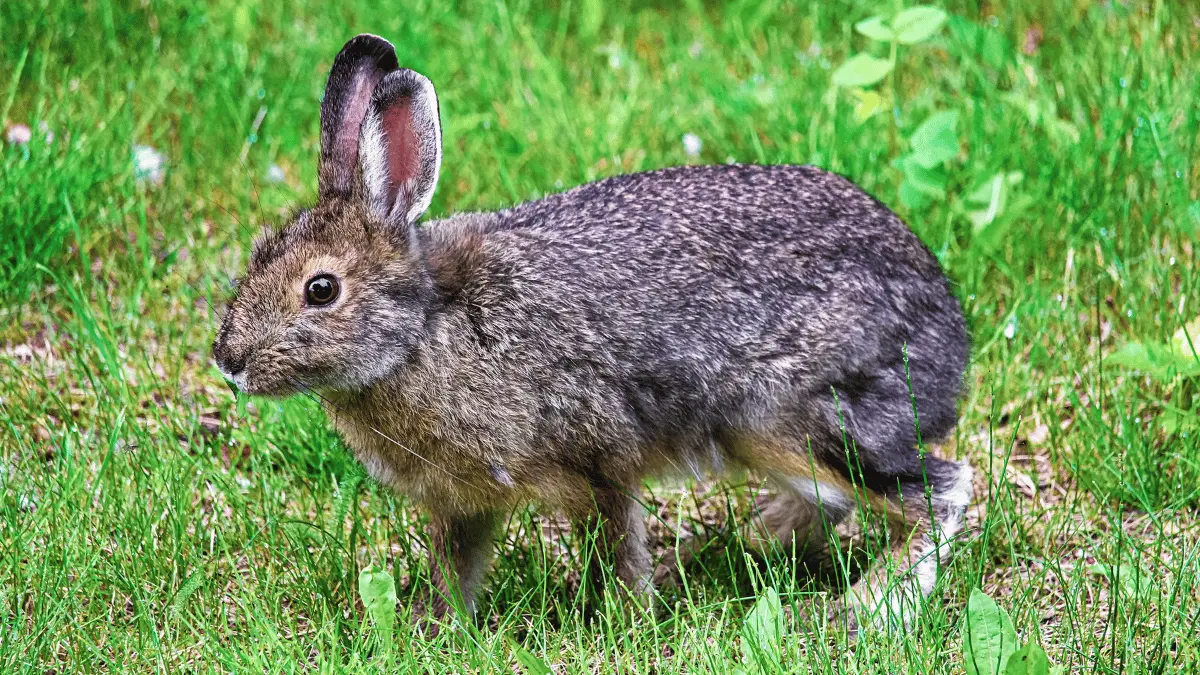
[{"xmin": 231, "ymin": 350, "xmax": 299, "ymax": 397}]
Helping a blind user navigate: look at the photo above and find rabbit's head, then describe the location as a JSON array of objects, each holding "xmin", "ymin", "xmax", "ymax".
[{"xmin": 212, "ymin": 35, "xmax": 443, "ymax": 395}]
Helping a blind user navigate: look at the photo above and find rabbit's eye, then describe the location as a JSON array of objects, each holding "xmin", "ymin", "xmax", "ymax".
[{"xmin": 305, "ymin": 275, "xmax": 340, "ymax": 306}]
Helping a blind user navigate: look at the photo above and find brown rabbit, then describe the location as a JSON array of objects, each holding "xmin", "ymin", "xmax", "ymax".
[{"xmin": 213, "ymin": 34, "xmax": 972, "ymax": 632}]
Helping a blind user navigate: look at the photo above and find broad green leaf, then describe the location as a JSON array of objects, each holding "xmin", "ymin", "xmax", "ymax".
[
  {"xmin": 358, "ymin": 564, "xmax": 396, "ymax": 650},
  {"xmin": 1171, "ymin": 316, "xmax": 1200, "ymax": 361},
  {"xmin": 967, "ymin": 174, "xmax": 1007, "ymax": 232},
  {"xmin": 899, "ymin": 179, "xmax": 933, "ymax": 210},
  {"xmin": 741, "ymin": 586, "xmax": 783, "ymax": 672},
  {"xmin": 1088, "ymin": 562, "xmax": 1155, "ymax": 605},
  {"xmin": 894, "ymin": 155, "xmax": 948, "ymax": 198},
  {"xmin": 1005, "ymin": 642, "xmax": 1051, "ymax": 675},
  {"xmin": 171, "ymin": 571, "xmax": 206, "ymax": 616},
  {"xmin": 1107, "ymin": 338, "xmax": 1200, "ymax": 382},
  {"xmin": 510, "ymin": 639, "xmax": 553, "ymax": 675},
  {"xmin": 966, "ymin": 175, "xmax": 1029, "ymax": 237},
  {"xmin": 898, "ymin": 181, "xmax": 932, "ymax": 209},
  {"xmin": 909, "ymin": 110, "xmax": 959, "ymax": 168},
  {"xmin": 968, "ymin": 209, "xmax": 994, "ymax": 233},
  {"xmin": 966, "ymin": 172, "xmax": 1024, "ymax": 205},
  {"xmin": 894, "ymin": 6, "xmax": 949, "ymax": 44},
  {"xmin": 1105, "ymin": 342, "xmax": 1159, "ymax": 374},
  {"xmin": 832, "ymin": 53, "xmax": 893, "ymax": 87},
  {"xmin": 968, "ymin": 193, "xmax": 1031, "ymax": 253},
  {"xmin": 852, "ymin": 88, "xmax": 884, "ymax": 123},
  {"xmin": 855, "ymin": 16, "xmax": 895, "ymax": 41},
  {"xmin": 964, "ymin": 588, "xmax": 1018, "ymax": 675}
]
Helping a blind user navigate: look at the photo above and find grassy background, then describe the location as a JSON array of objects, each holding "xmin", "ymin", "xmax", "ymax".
[{"xmin": 2, "ymin": 0, "xmax": 1198, "ymax": 671}]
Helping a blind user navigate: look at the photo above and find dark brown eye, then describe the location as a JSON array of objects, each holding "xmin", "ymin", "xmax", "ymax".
[{"xmin": 305, "ymin": 275, "xmax": 339, "ymax": 306}]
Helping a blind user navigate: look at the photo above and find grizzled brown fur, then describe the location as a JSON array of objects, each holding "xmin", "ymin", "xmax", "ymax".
[{"xmin": 213, "ymin": 34, "xmax": 973, "ymax": 631}]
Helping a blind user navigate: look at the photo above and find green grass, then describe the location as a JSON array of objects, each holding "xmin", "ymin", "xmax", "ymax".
[{"xmin": 2, "ymin": 0, "xmax": 1199, "ymax": 672}]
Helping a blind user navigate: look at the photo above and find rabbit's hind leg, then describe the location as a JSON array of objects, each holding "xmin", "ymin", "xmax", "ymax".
[
  {"xmin": 828, "ymin": 358, "xmax": 973, "ymax": 631},
  {"xmin": 766, "ymin": 360, "xmax": 972, "ymax": 633},
  {"xmin": 652, "ymin": 434, "xmax": 857, "ymax": 589},
  {"xmin": 751, "ymin": 436, "xmax": 972, "ymax": 633},
  {"xmin": 843, "ymin": 456, "xmax": 973, "ymax": 631}
]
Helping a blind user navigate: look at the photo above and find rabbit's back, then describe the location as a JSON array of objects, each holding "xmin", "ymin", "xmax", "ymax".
[
  {"xmin": 414, "ymin": 164, "xmax": 966, "ymax": 491},
  {"xmin": 441, "ymin": 164, "xmax": 962, "ymax": 379}
]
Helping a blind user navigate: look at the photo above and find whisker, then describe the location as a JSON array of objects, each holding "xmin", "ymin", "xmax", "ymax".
[
  {"xmin": 238, "ymin": 153, "xmax": 271, "ymax": 230},
  {"xmin": 286, "ymin": 376, "xmax": 470, "ymax": 486},
  {"xmin": 209, "ymin": 197, "xmax": 259, "ymax": 240},
  {"xmin": 183, "ymin": 277, "xmax": 224, "ymax": 322}
]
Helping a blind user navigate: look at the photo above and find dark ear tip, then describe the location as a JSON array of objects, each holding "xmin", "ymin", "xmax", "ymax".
[
  {"xmin": 334, "ymin": 34, "xmax": 399, "ymax": 71},
  {"xmin": 371, "ymin": 69, "xmax": 437, "ymax": 107}
]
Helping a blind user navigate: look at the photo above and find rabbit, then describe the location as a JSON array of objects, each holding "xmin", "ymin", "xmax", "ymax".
[{"xmin": 212, "ymin": 33, "xmax": 973, "ymax": 633}]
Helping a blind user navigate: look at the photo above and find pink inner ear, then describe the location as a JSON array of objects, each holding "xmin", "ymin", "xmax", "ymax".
[
  {"xmin": 335, "ymin": 69, "xmax": 385, "ymax": 182},
  {"xmin": 380, "ymin": 100, "xmax": 420, "ymax": 213}
]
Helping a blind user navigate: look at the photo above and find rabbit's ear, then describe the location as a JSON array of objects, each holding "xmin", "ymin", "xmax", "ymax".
[
  {"xmin": 357, "ymin": 69, "xmax": 442, "ymax": 227},
  {"xmin": 318, "ymin": 34, "xmax": 398, "ymax": 198}
]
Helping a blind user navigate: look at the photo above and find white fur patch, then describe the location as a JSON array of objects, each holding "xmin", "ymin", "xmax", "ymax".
[
  {"xmin": 356, "ymin": 446, "xmax": 401, "ymax": 491},
  {"xmin": 934, "ymin": 460, "xmax": 973, "ymax": 541},
  {"xmin": 404, "ymin": 73, "xmax": 441, "ymax": 225},
  {"xmin": 358, "ymin": 112, "xmax": 392, "ymax": 220},
  {"xmin": 910, "ymin": 535, "xmax": 940, "ymax": 597},
  {"xmin": 785, "ymin": 475, "xmax": 855, "ymax": 521}
]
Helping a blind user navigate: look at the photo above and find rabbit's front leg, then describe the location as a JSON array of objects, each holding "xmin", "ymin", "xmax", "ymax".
[
  {"xmin": 573, "ymin": 485, "xmax": 652, "ymax": 601},
  {"xmin": 419, "ymin": 510, "xmax": 497, "ymax": 633}
]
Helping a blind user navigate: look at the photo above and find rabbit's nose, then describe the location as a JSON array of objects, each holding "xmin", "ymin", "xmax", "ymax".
[
  {"xmin": 215, "ymin": 357, "xmax": 248, "ymax": 391},
  {"xmin": 218, "ymin": 358, "xmax": 245, "ymax": 377},
  {"xmin": 212, "ymin": 345, "xmax": 247, "ymax": 381}
]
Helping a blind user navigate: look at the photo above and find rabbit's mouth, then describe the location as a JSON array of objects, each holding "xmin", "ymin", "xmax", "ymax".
[
  {"xmin": 215, "ymin": 358, "xmax": 303, "ymax": 397},
  {"xmin": 217, "ymin": 364, "xmax": 249, "ymax": 391}
]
